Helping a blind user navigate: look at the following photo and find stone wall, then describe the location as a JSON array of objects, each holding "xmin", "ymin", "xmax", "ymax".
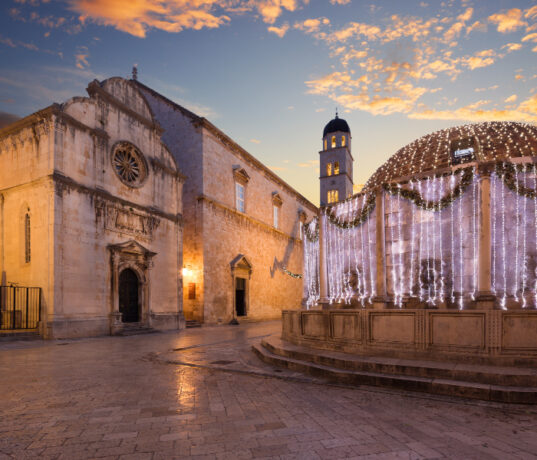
[
  {"xmin": 0, "ymin": 78, "xmax": 184, "ymax": 338},
  {"xmin": 282, "ymin": 308, "xmax": 537, "ymax": 364}
]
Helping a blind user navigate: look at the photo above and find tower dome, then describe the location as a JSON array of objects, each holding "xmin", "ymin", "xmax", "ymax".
[{"xmin": 323, "ymin": 113, "xmax": 350, "ymax": 137}]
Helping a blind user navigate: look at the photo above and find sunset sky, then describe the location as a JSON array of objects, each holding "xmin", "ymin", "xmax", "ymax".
[{"xmin": 1, "ymin": 0, "xmax": 536, "ymax": 205}]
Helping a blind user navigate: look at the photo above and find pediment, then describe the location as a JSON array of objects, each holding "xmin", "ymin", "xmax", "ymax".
[
  {"xmin": 108, "ymin": 239, "xmax": 156, "ymax": 258},
  {"xmin": 230, "ymin": 254, "xmax": 253, "ymax": 273},
  {"xmin": 233, "ymin": 166, "xmax": 250, "ymax": 184},
  {"xmin": 272, "ymin": 192, "xmax": 283, "ymax": 207}
]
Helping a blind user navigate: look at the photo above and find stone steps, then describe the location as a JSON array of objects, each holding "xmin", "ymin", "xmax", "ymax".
[
  {"xmin": 185, "ymin": 320, "xmax": 202, "ymax": 328},
  {"xmin": 252, "ymin": 337, "xmax": 537, "ymax": 403},
  {"xmin": 0, "ymin": 329, "xmax": 41, "ymax": 341},
  {"xmin": 118, "ymin": 324, "xmax": 158, "ymax": 336}
]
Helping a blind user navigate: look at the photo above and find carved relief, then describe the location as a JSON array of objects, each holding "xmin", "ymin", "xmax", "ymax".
[{"xmin": 95, "ymin": 199, "xmax": 160, "ymax": 238}]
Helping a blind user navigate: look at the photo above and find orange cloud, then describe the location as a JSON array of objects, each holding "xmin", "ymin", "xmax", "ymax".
[
  {"xmin": 267, "ymin": 23, "xmax": 289, "ymax": 37},
  {"xmin": 489, "ymin": 8, "xmax": 526, "ymax": 33},
  {"xmin": 410, "ymin": 94, "xmax": 537, "ymax": 123},
  {"xmin": 69, "ymin": 0, "xmax": 305, "ymax": 36},
  {"xmin": 505, "ymin": 94, "xmax": 517, "ymax": 103}
]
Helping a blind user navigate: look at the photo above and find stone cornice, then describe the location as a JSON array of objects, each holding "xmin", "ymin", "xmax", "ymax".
[
  {"xmin": 0, "ymin": 104, "xmax": 111, "ymax": 142},
  {"xmin": 86, "ymin": 80, "xmax": 163, "ymax": 135},
  {"xmin": 196, "ymin": 118, "xmax": 317, "ymax": 213},
  {"xmin": 52, "ymin": 172, "xmax": 182, "ymax": 224},
  {"xmin": 197, "ymin": 194, "xmax": 300, "ymax": 243}
]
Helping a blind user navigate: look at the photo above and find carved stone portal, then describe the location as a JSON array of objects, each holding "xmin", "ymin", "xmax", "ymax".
[{"xmin": 108, "ymin": 240, "xmax": 156, "ymax": 334}]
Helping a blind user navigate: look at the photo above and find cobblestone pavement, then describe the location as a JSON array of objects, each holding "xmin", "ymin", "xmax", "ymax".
[{"xmin": 2, "ymin": 321, "xmax": 537, "ymax": 460}]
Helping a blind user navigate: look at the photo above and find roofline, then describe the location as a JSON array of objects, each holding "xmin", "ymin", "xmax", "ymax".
[{"xmin": 133, "ymin": 80, "xmax": 318, "ymax": 213}]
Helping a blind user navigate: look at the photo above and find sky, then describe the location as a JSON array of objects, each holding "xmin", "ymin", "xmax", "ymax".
[{"xmin": 1, "ymin": 0, "xmax": 536, "ymax": 206}]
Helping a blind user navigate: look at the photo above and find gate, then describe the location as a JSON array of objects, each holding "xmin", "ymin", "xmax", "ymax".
[{"xmin": 0, "ymin": 286, "xmax": 41, "ymax": 330}]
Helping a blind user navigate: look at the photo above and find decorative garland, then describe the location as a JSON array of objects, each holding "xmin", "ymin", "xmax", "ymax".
[
  {"xmin": 304, "ymin": 218, "xmax": 319, "ymax": 242},
  {"xmin": 496, "ymin": 162, "xmax": 537, "ymax": 199},
  {"xmin": 282, "ymin": 267, "xmax": 302, "ymax": 279},
  {"xmin": 325, "ymin": 193, "xmax": 376, "ymax": 229},
  {"xmin": 383, "ymin": 166, "xmax": 474, "ymax": 211}
]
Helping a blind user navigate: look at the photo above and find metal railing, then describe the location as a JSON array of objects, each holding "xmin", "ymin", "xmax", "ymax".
[{"xmin": 0, "ymin": 286, "xmax": 41, "ymax": 330}]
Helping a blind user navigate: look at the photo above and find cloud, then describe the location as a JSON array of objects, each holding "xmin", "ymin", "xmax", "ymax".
[
  {"xmin": 298, "ymin": 160, "xmax": 319, "ymax": 167},
  {"xmin": 409, "ymin": 94, "xmax": 537, "ymax": 122},
  {"xmin": 330, "ymin": 0, "xmax": 351, "ymax": 4},
  {"xmin": 489, "ymin": 8, "xmax": 526, "ymax": 33},
  {"xmin": 69, "ymin": 0, "xmax": 307, "ymax": 37},
  {"xmin": 267, "ymin": 23, "xmax": 289, "ymax": 37},
  {"xmin": 505, "ymin": 94, "xmax": 517, "ymax": 103},
  {"xmin": 250, "ymin": 138, "xmax": 261, "ymax": 144},
  {"xmin": 503, "ymin": 42, "xmax": 522, "ymax": 52},
  {"xmin": 268, "ymin": 165, "xmax": 287, "ymax": 171},
  {"xmin": 294, "ymin": 17, "xmax": 329, "ymax": 34},
  {"xmin": 75, "ymin": 46, "xmax": 89, "ymax": 69}
]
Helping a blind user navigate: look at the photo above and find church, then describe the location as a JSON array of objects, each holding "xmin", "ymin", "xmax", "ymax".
[{"xmin": 0, "ymin": 76, "xmax": 317, "ymax": 338}]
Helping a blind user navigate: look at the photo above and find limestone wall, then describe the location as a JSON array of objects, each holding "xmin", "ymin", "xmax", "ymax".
[{"xmin": 282, "ymin": 309, "xmax": 537, "ymax": 364}]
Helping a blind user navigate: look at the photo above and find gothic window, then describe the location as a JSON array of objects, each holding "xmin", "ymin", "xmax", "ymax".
[
  {"xmin": 334, "ymin": 161, "xmax": 340, "ymax": 175},
  {"xmin": 236, "ymin": 182, "xmax": 245, "ymax": 213},
  {"xmin": 112, "ymin": 141, "xmax": 147, "ymax": 188},
  {"xmin": 326, "ymin": 162, "xmax": 332, "ymax": 176},
  {"xmin": 273, "ymin": 205, "xmax": 279, "ymax": 229},
  {"xmin": 327, "ymin": 190, "xmax": 339, "ymax": 204},
  {"xmin": 331, "ymin": 136, "xmax": 336, "ymax": 148},
  {"xmin": 24, "ymin": 213, "xmax": 30, "ymax": 263},
  {"xmin": 342, "ymin": 135, "xmax": 346, "ymax": 147}
]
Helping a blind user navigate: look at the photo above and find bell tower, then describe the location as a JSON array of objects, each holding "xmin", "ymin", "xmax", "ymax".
[{"xmin": 319, "ymin": 112, "xmax": 353, "ymax": 206}]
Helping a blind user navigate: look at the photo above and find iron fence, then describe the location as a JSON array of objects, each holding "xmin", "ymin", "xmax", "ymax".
[{"xmin": 0, "ymin": 286, "xmax": 41, "ymax": 330}]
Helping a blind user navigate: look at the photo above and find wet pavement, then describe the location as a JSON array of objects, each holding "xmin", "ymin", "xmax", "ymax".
[{"xmin": 1, "ymin": 320, "xmax": 537, "ymax": 459}]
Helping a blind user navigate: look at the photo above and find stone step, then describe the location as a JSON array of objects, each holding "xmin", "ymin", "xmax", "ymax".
[
  {"xmin": 0, "ymin": 329, "xmax": 41, "ymax": 342},
  {"xmin": 252, "ymin": 339, "xmax": 537, "ymax": 404},
  {"xmin": 185, "ymin": 320, "xmax": 202, "ymax": 328},
  {"xmin": 118, "ymin": 324, "xmax": 158, "ymax": 336},
  {"xmin": 261, "ymin": 337, "xmax": 537, "ymax": 387}
]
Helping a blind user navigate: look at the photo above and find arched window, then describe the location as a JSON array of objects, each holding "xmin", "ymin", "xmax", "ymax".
[
  {"xmin": 327, "ymin": 190, "xmax": 339, "ymax": 204},
  {"xmin": 324, "ymin": 139, "xmax": 327, "ymax": 150},
  {"xmin": 24, "ymin": 213, "xmax": 30, "ymax": 263},
  {"xmin": 334, "ymin": 161, "xmax": 340, "ymax": 175},
  {"xmin": 342, "ymin": 135, "xmax": 346, "ymax": 147},
  {"xmin": 326, "ymin": 163, "xmax": 332, "ymax": 176},
  {"xmin": 331, "ymin": 136, "xmax": 336, "ymax": 148}
]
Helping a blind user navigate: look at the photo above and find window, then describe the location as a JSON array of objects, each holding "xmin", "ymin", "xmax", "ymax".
[
  {"xmin": 326, "ymin": 162, "xmax": 332, "ymax": 176},
  {"xmin": 324, "ymin": 139, "xmax": 327, "ymax": 150},
  {"xmin": 327, "ymin": 190, "xmax": 339, "ymax": 204},
  {"xmin": 299, "ymin": 221, "xmax": 303, "ymax": 239},
  {"xmin": 24, "ymin": 213, "xmax": 30, "ymax": 263},
  {"xmin": 273, "ymin": 205, "xmax": 279, "ymax": 229},
  {"xmin": 334, "ymin": 161, "xmax": 340, "ymax": 175},
  {"xmin": 111, "ymin": 141, "xmax": 147, "ymax": 188},
  {"xmin": 235, "ymin": 182, "xmax": 245, "ymax": 212},
  {"xmin": 342, "ymin": 135, "xmax": 346, "ymax": 147},
  {"xmin": 331, "ymin": 136, "xmax": 336, "ymax": 148}
]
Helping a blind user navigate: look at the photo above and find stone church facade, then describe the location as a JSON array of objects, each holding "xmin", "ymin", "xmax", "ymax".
[
  {"xmin": 136, "ymin": 81, "xmax": 317, "ymax": 324},
  {"xmin": 0, "ymin": 78, "xmax": 184, "ymax": 338},
  {"xmin": 0, "ymin": 76, "xmax": 317, "ymax": 336}
]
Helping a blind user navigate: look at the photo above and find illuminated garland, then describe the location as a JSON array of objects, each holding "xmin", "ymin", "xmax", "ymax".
[
  {"xmin": 383, "ymin": 167, "xmax": 474, "ymax": 211},
  {"xmin": 304, "ymin": 218, "xmax": 319, "ymax": 242},
  {"xmin": 496, "ymin": 162, "xmax": 537, "ymax": 199},
  {"xmin": 282, "ymin": 267, "xmax": 302, "ymax": 279},
  {"xmin": 324, "ymin": 193, "xmax": 376, "ymax": 229}
]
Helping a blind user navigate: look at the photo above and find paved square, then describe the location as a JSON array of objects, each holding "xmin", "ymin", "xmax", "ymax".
[{"xmin": 2, "ymin": 321, "xmax": 537, "ymax": 459}]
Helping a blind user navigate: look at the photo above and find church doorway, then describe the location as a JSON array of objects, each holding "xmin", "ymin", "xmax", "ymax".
[
  {"xmin": 235, "ymin": 277, "xmax": 246, "ymax": 317},
  {"xmin": 119, "ymin": 268, "xmax": 139, "ymax": 323}
]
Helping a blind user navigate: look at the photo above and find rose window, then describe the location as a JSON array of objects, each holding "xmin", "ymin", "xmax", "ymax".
[{"xmin": 112, "ymin": 142, "xmax": 147, "ymax": 187}]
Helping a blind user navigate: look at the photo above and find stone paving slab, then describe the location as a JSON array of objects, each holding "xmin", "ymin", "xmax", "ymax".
[{"xmin": 2, "ymin": 320, "xmax": 537, "ymax": 459}]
